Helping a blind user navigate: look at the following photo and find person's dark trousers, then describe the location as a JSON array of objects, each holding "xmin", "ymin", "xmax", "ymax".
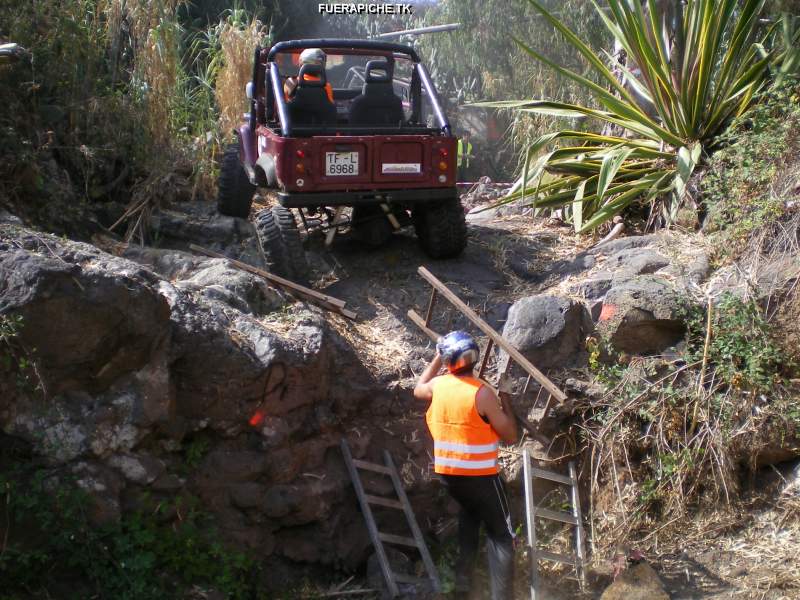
[{"xmin": 440, "ymin": 473, "xmax": 514, "ymax": 600}]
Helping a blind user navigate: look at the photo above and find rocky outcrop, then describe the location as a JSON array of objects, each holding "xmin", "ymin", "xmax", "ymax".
[
  {"xmin": 0, "ymin": 219, "xmax": 440, "ymax": 592},
  {"xmin": 500, "ymin": 295, "xmax": 594, "ymax": 370},
  {"xmin": 598, "ymin": 276, "xmax": 688, "ymax": 355}
]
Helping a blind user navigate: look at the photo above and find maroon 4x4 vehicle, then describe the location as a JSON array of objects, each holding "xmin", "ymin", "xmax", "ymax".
[{"xmin": 216, "ymin": 39, "xmax": 466, "ymax": 281}]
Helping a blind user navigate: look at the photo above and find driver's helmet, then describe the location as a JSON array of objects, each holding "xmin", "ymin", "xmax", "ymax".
[
  {"xmin": 299, "ymin": 48, "xmax": 326, "ymax": 67},
  {"xmin": 437, "ymin": 331, "xmax": 479, "ymax": 373}
]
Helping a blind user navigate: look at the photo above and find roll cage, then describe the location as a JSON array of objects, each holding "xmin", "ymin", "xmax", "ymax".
[{"xmin": 251, "ymin": 39, "xmax": 452, "ymax": 138}]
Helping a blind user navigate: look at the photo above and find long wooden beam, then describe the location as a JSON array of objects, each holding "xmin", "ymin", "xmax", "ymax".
[
  {"xmin": 415, "ymin": 266, "xmax": 567, "ymax": 403},
  {"xmin": 189, "ymin": 244, "xmax": 356, "ymax": 320}
]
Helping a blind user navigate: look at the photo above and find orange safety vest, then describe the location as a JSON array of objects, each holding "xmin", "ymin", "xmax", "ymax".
[
  {"xmin": 285, "ymin": 73, "xmax": 334, "ymax": 103},
  {"xmin": 425, "ymin": 374, "xmax": 500, "ymax": 476}
]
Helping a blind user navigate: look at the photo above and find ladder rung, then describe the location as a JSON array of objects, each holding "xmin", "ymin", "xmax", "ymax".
[
  {"xmin": 393, "ymin": 573, "xmax": 426, "ymax": 584},
  {"xmin": 352, "ymin": 459, "xmax": 392, "ymax": 475},
  {"xmin": 534, "ymin": 506, "xmax": 578, "ymax": 525},
  {"xmin": 529, "ymin": 466, "xmax": 572, "ymax": 486},
  {"xmin": 364, "ymin": 494, "xmax": 404, "ymax": 509},
  {"xmin": 533, "ymin": 548, "xmax": 576, "ymax": 566},
  {"xmin": 379, "ymin": 532, "xmax": 418, "ymax": 547}
]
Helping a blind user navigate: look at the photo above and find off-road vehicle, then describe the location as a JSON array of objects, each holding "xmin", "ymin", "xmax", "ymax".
[{"xmin": 216, "ymin": 39, "xmax": 466, "ymax": 280}]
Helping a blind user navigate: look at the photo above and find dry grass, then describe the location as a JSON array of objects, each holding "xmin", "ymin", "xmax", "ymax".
[{"xmin": 216, "ymin": 17, "xmax": 267, "ymax": 139}]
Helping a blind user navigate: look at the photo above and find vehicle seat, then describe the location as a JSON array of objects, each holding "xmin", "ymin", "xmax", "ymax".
[
  {"xmin": 287, "ymin": 64, "xmax": 336, "ymax": 126},
  {"xmin": 348, "ymin": 60, "xmax": 404, "ymax": 126}
]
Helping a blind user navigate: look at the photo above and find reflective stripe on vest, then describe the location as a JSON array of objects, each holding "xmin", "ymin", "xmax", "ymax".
[{"xmin": 426, "ymin": 374, "xmax": 500, "ymax": 476}]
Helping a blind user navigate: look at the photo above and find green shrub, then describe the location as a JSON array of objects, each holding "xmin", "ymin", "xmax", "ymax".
[
  {"xmin": 686, "ymin": 293, "xmax": 791, "ymax": 392},
  {"xmin": 701, "ymin": 77, "xmax": 800, "ymax": 249},
  {"xmin": 0, "ymin": 465, "xmax": 265, "ymax": 600}
]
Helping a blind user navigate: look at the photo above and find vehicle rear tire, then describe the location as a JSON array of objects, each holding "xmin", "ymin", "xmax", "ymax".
[
  {"xmin": 351, "ymin": 206, "xmax": 394, "ymax": 248},
  {"xmin": 254, "ymin": 206, "xmax": 309, "ymax": 281},
  {"xmin": 412, "ymin": 198, "xmax": 467, "ymax": 259},
  {"xmin": 217, "ymin": 142, "xmax": 255, "ymax": 218}
]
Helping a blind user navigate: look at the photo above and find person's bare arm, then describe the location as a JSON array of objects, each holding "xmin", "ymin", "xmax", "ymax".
[
  {"xmin": 475, "ymin": 385, "xmax": 517, "ymax": 444},
  {"xmin": 413, "ymin": 354, "xmax": 442, "ymax": 402}
]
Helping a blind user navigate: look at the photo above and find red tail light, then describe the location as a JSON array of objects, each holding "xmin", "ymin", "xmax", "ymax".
[{"xmin": 296, "ymin": 149, "xmax": 305, "ymax": 158}]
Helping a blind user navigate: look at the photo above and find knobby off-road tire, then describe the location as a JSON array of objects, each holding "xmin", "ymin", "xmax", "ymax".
[
  {"xmin": 217, "ymin": 142, "xmax": 255, "ymax": 218},
  {"xmin": 412, "ymin": 197, "xmax": 467, "ymax": 259},
  {"xmin": 254, "ymin": 206, "xmax": 309, "ymax": 282}
]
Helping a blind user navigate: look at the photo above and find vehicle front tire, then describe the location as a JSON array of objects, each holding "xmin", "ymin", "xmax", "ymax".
[
  {"xmin": 217, "ymin": 142, "xmax": 255, "ymax": 218},
  {"xmin": 412, "ymin": 197, "xmax": 467, "ymax": 259},
  {"xmin": 254, "ymin": 206, "xmax": 309, "ymax": 282}
]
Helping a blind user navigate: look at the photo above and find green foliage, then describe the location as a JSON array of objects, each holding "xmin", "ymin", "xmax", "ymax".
[
  {"xmin": 480, "ymin": 0, "xmax": 773, "ymax": 232},
  {"xmin": 686, "ymin": 293, "xmax": 791, "ymax": 391},
  {"xmin": 702, "ymin": 77, "xmax": 800, "ymax": 249},
  {"xmin": 0, "ymin": 465, "xmax": 265, "ymax": 599}
]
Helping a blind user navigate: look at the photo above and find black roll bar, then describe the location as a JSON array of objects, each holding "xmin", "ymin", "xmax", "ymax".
[
  {"xmin": 267, "ymin": 38, "xmax": 420, "ymax": 62},
  {"xmin": 270, "ymin": 62, "xmax": 292, "ymax": 137}
]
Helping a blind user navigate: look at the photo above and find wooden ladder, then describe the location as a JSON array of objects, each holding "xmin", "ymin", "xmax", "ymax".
[
  {"xmin": 340, "ymin": 439, "xmax": 442, "ymax": 598},
  {"xmin": 407, "ymin": 266, "xmax": 568, "ymax": 444},
  {"xmin": 522, "ymin": 448, "xmax": 587, "ymax": 600}
]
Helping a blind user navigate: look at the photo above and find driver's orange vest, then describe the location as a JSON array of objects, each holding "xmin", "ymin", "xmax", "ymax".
[{"xmin": 426, "ymin": 374, "xmax": 500, "ymax": 476}]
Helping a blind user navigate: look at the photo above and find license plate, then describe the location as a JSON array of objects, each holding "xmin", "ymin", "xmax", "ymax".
[{"xmin": 325, "ymin": 152, "xmax": 358, "ymax": 176}]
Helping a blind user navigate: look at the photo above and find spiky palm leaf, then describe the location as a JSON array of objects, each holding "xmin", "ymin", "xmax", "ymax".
[{"xmin": 478, "ymin": 0, "xmax": 772, "ymax": 232}]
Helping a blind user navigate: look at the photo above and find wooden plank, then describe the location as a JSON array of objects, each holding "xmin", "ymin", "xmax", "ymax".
[
  {"xmin": 384, "ymin": 451, "xmax": 442, "ymax": 592},
  {"xmin": 417, "ymin": 267, "xmax": 567, "ymax": 403},
  {"xmin": 364, "ymin": 494, "xmax": 404, "ymax": 509},
  {"xmin": 407, "ymin": 309, "xmax": 440, "ymax": 343},
  {"xmin": 352, "ymin": 459, "xmax": 392, "ymax": 475},
  {"xmin": 378, "ymin": 532, "xmax": 418, "ymax": 547},
  {"xmin": 341, "ymin": 440, "xmax": 399, "ymax": 598},
  {"xmin": 189, "ymin": 244, "xmax": 347, "ymax": 309},
  {"xmin": 424, "ymin": 289, "xmax": 438, "ymax": 326},
  {"xmin": 533, "ymin": 506, "xmax": 578, "ymax": 526},
  {"xmin": 477, "ymin": 339, "xmax": 494, "ymax": 380},
  {"xmin": 533, "ymin": 549, "xmax": 576, "ymax": 566},
  {"xmin": 530, "ymin": 466, "xmax": 572, "ymax": 486}
]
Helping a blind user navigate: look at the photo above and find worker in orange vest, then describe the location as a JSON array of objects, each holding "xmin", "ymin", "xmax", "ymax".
[
  {"xmin": 283, "ymin": 47, "xmax": 334, "ymax": 103},
  {"xmin": 414, "ymin": 331, "xmax": 517, "ymax": 600}
]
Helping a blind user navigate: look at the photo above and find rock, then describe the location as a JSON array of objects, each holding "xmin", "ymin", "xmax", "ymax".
[
  {"xmin": 107, "ymin": 452, "xmax": 165, "ymax": 485},
  {"xmin": 599, "ymin": 276, "xmax": 688, "ymax": 355},
  {"xmin": 174, "ymin": 259, "xmax": 284, "ymax": 315},
  {"xmin": 604, "ymin": 248, "xmax": 671, "ymax": 277},
  {"xmin": 500, "ymin": 295, "xmax": 594, "ymax": 370},
  {"xmin": 588, "ymin": 234, "xmax": 659, "ymax": 256},
  {"xmin": 0, "ymin": 226, "xmax": 171, "ymax": 396},
  {"xmin": 515, "ymin": 252, "xmax": 596, "ymax": 283},
  {"xmin": 229, "ymin": 482, "xmax": 267, "ymax": 509},
  {"xmin": 600, "ymin": 563, "xmax": 670, "ymax": 600},
  {"xmin": 149, "ymin": 201, "xmax": 264, "ymax": 268},
  {"xmin": 571, "ymin": 272, "xmax": 615, "ymax": 300}
]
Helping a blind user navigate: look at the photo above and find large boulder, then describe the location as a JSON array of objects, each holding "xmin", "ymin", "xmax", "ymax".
[
  {"xmin": 0, "ymin": 225, "xmax": 170, "ymax": 396},
  {"xmin": 598, "ymin": 276, "xmax": 688, "ymax": 354},
  {"xmin": 500, "ymin": 295, "xmax": 593, "ymax": 370}
]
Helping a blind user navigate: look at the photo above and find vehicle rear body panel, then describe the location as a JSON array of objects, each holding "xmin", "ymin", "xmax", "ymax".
[{"xmin": 254, "ymin": 126, "xmax": 456, "ymax": 195}]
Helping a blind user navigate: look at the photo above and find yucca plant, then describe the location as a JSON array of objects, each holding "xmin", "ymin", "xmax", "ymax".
[{"xmin": 480, "ymin": 0, "xmax": 773, "ymax": 232}]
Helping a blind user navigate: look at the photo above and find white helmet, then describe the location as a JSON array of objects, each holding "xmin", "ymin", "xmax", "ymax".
[{"xmin": 299, "ymin": 48, "xmax": 326, "ymax": 66}]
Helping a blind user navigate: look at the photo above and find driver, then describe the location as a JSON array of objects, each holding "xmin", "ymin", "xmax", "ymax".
[{"xmin": 283, "ymin": 48, "xmax": 334, "ymax": 103}]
